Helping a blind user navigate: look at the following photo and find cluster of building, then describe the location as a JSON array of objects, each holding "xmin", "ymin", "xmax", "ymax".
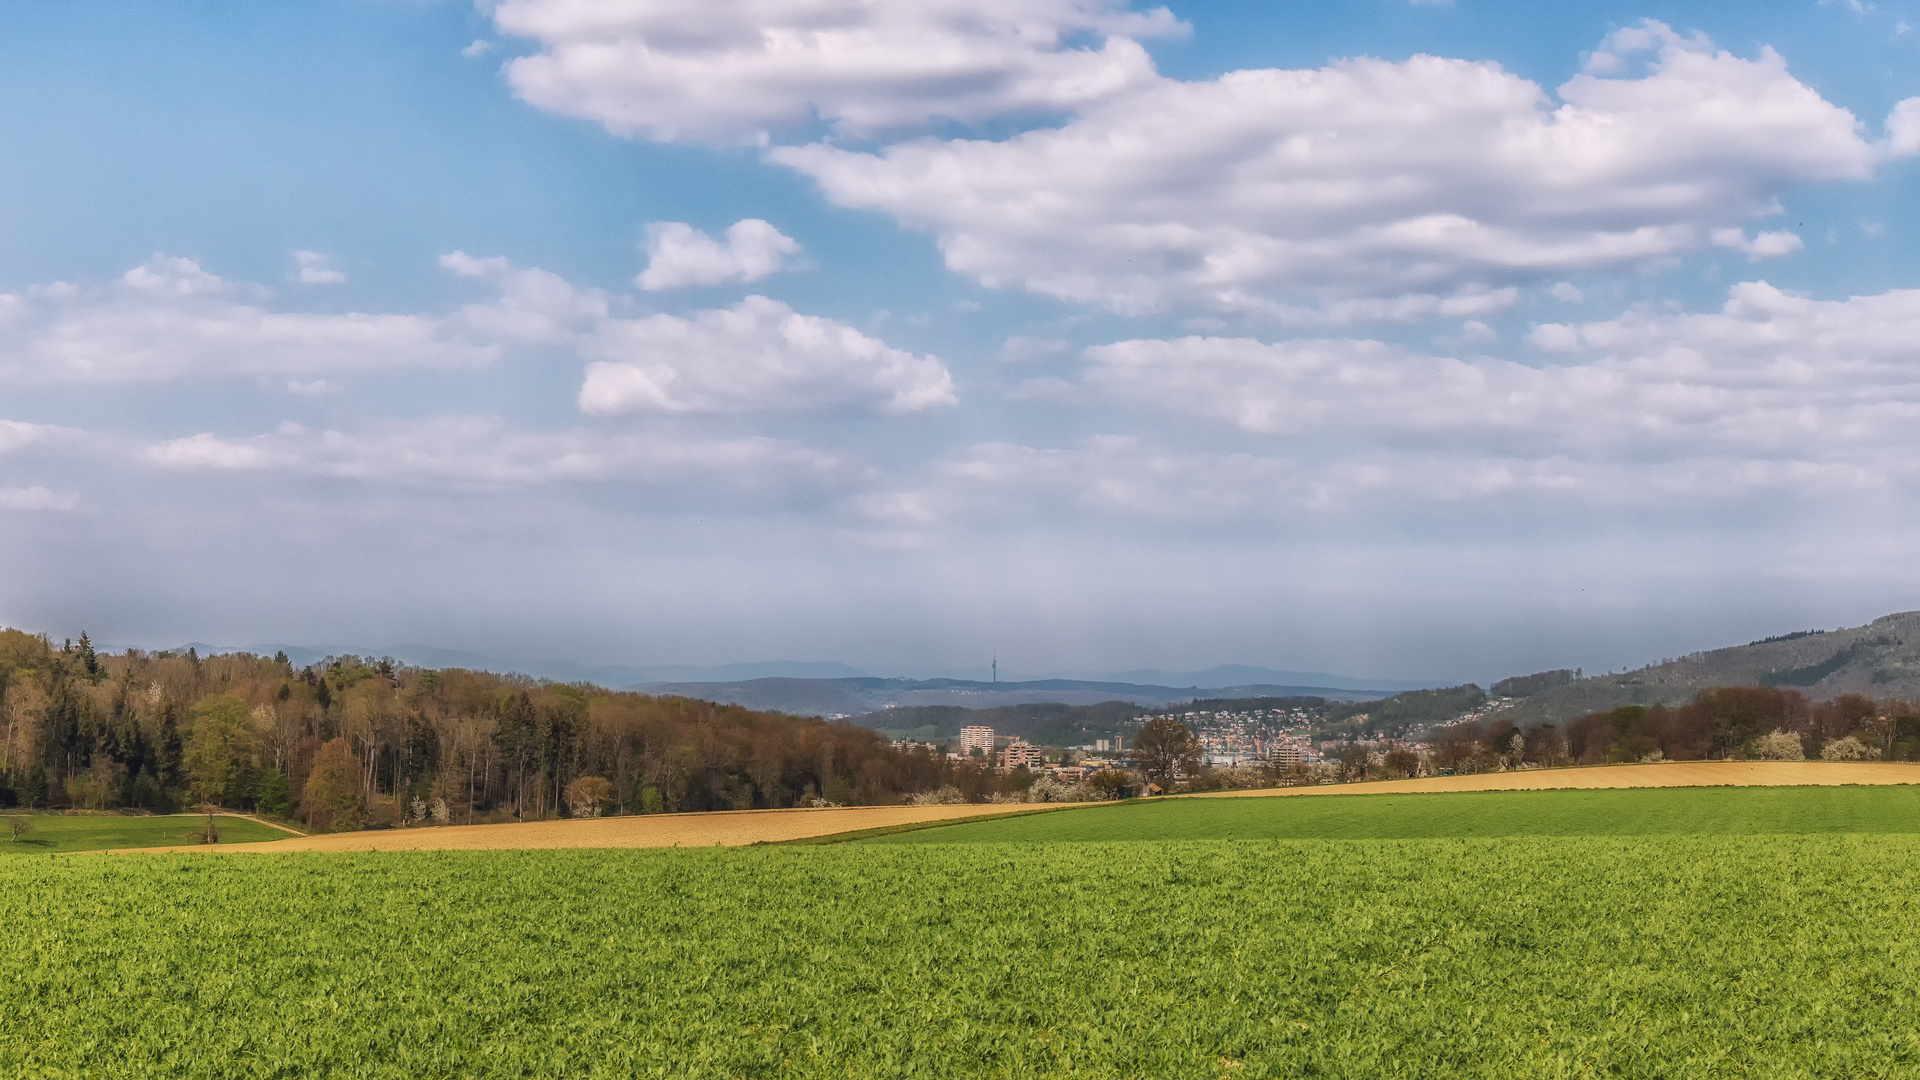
[
  {"xmin": 1152, "ymin": 705, "xmax": 1321, "ymax": 768},
  {"xmin": 894, "ymin": 704, "xmax": 1354, "ymax": 777}
]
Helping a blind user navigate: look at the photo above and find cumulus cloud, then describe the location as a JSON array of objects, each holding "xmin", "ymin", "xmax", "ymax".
[
  {"xmin": 0, "ymin": 256, "xmax": 493, "ymax": 382},
  {"xmin": 775, "ymin": 22, "xmax": 1877, "ymax": 318},
  {"xmin": 1710, "ymin": 228, "xmax": 1803, "ymax": 260},
  {"xmin": 579, "ymin": 295, "xmax": 956, "ymax": 415},
  {"xmin": 294, "ymin": 251, "xmax": 347, "ymax": 284},
  {"xmin": 636, "ymin": 219, "xmax": 801, "ymax": 290},
  {"xmin": 1887, "ymin": 96, "xmax": 1920, "ymax": 156},
  {"xmin": 442, "ymin": 255, "xmax": 611, "ymax": 344},
  {"xmin": 1077, "ymin": 281, "xmax": 1920, "ymax": 473},
  {"xmin": 143, "ymin": 416, "xmax": 846, "ymax": 491},
  {"xmin": 489, "ymin": 0, "xmax": 1182, "ymax": 143}
]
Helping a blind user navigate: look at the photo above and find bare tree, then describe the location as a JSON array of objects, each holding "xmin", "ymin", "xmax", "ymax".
[{"xmin": 1131, "ymin": 718, "xmax": 1201, "ymax": 791}]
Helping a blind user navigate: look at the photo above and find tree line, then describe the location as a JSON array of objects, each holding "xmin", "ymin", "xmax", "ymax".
[
  {"xmin": 1314, "ymin": 686, "xmax": 1920, "ymax": 783},
  {"xmin": 0, "ymin": 631, "xmax": 1055, "ymax": 830}
]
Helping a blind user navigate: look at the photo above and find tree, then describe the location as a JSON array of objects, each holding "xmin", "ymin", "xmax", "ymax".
[
  {"xmin": 76, "ymin": 632, "xmax": 98, "ymax": 680},
  {"xmin": 1820, "ymin": 735, "xmax": 1876, "ymax": 761},
  {"xmin": 255, "ymin": 768, "xmax": 292, "ymax": 816},
  {"xmin": 302, "ymin": 737, "xmax": 363, "ymax": 832},
  {"xmin": 7, "ymin": 817, "xmax": 30, "ymax": 843},
  {"xmin": 1131, "ymin": 718, "xmax": 1201, "ymax": 791},
  {"xmin": 564, "ymin": 776, "xmax": 613, "ymax": 818},
  {"xmin": 1382, "ymin": 747, "xmax": 1422, "ymax": 779},
  {"xmin": 185, "ymin": 694, "xmax": 254, "ymax": 807},
  {"xmin": 1753, "ymin": 729, "xmax": 1807, "ymax": 761}
]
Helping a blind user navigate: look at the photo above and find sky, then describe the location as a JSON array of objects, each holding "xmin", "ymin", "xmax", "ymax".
[{"xmin": 3, "ymin": 0, "xmax": 1920, "ymax": 684}]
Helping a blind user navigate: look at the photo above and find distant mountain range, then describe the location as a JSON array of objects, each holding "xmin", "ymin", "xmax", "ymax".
[
  {"xmin": 133, "ymin": 641, "xmax": 1420, "ymax": 708},
  {"xmin": 625, "ymin": 676, "xmax": 1392, "ymax": 717},
  {"xmin": 1497, "ymin": 610, "xmax": 1920, "ymax": 725}
]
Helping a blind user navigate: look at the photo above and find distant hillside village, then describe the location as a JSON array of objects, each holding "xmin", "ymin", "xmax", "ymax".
[{"xmin": 8, "ymin": 612, "xmax": 1920, "ymax": 827}]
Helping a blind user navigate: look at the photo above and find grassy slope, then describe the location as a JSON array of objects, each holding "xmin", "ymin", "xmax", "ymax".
[
  {"xmin": 872, "ymin": 785, "xmax": 1920, "ymax": 843},
  {"xmin": 8, "ymin": 841, "xmax": 1920, "ymax": 1077},
  {"xmin": 0, "ymin": 814, "xmax": 292, "ymax": 854}
]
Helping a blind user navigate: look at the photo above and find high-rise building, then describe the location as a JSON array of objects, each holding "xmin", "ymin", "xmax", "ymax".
[
  {"xmin": 959, "ymin": 725, "xmax": 995, "ymax": 755},
  {"xmin": 1001, "ymin": 740, "xmax": 1044, "ymax": 770}
]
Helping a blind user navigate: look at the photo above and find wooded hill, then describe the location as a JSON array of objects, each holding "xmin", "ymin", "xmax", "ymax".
[
  {"xmin": 0, "ymin": 629, "xmax": 1032, "ymax": 829},
  {"xmin": 1493, "ymin": 611, "xmax": 1920, "ymax": 726},
  {"xmin": 855, "ymin": 701, "xmax": 1148, "ymax": 745}
]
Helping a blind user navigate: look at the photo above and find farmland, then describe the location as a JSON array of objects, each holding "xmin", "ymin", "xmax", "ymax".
[
  {"xmin": 874, "ymin": 784, "xmax": 1920, "ymax": 844},
  {"xmin": 7, "ymin": 830, "xmax": 1920, "ymax": 1076},
  {"xmin": 0, "ymin": 813, "xmax": 293, "ymax": 854}
]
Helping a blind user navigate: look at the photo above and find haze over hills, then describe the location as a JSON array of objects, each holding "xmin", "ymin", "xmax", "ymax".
[
  {"xmin": 153, "ymin": 643, "xmax": 872, "ymax": 689},
  {"xmin": 1497, "ymin": 611, "xmax": 1920, "ymax": 726},
  {"xmin": 1041, "ymin": 666, "xmax": 1433, "ymax": 693},
  {"xmin": 623, "ymin": 676, "xmax": 1392, "ymax": 717},
  {"xmin": 142, "ymin": 612, "xmax": 1920, "ymax": 734}
]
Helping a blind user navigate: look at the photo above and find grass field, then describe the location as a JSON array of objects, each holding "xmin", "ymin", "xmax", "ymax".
[
  {"xmin": 873, "ymin": 785, "xmax": 1920, "ymax": 844},
  {"xmin": 9, "ymin": 835, "xmax": 1920, "ymax": 1077},
  {"xmin": 0, "ymin": 813, "xmax": 293, "ymax": 854}
]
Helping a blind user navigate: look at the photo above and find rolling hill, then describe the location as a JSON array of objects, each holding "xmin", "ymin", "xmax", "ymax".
[
  {"xmin": 627, "ymin": 675, "xmax": 1389, "ymax": 718},
  {"xmin": 1497, "ymin": 611, "xmax": 1920, "ymax": 726}
]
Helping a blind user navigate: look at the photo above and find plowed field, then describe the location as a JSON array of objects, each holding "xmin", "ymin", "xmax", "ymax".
[{"xmin": 128, "ymin": 801, "xmax": 1054, "ymax": 853}]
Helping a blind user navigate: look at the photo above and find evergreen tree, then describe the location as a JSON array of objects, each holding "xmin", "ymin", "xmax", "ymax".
[{"xmin": 156, "ymin": 702, "xmax": 185, "ymax": 793}]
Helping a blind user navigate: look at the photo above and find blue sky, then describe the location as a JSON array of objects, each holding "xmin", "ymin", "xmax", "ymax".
[{"xmin": 3, "ymin": 0, "xmax": 1920, "ymax": 683}]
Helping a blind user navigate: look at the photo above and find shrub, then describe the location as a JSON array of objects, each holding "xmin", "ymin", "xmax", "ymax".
[
  {"xmin": 1753, "ymin": 730, "xmax": 1807, "ymax": 761},
  {"xmin": 1820, "ymin": 736, "xmax": 1877, "ymax": 761},
  {"xmin": 907, "ymin": 787, "xmax": 966, "ymax": 806}
]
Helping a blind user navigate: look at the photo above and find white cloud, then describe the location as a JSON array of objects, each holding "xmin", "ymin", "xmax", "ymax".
[
  {"xmin": 1886, "ymin": 96, "xmax": 1920, "ymax": 157},
  {"xmin": 0, "ymin": 486, "xmax": 80, "ymax": 512},
  {"xmin": 0, "ymin": 419, "xmax": 82, "ymax": 455},
  {"xmin": 636, "ymin": 219, "xmax": 801, "ymax": 290},
  {"xmin": 439, "ymin": 251, "xmax": 511, "ymax": 277},
  {"xmin": 489, "ymin": 0, "xmax": 1182, "ymax": 143},
  {"xmin": 294, "ymin": 251, "xmax": 347, "ymax": 285},
  {"xmin": 462, "ymin": 39, "xmax": 496, "ymax": 58},
  {"xmin": 775, "ymin": 22, "xmax": 1881, "ymax": 318},
  {"xmin": 579, "ymin": 295, "xmax": 956, "ymax": 415},
  {"xmin": 437, "ymin": 251, "xmax": 613, "ymax": 344},
  {"xmin": 0, "ymin": 256, "xmax": 494, "ymax": 383},
  {"xmin": 1076, "ymin": 281, "xmax": 1920, "ymax": 474},
  {"xmin": 1710, "ymin": 228, "xmax": 1803, "ymax": 260},
  {"xmin": 143, "ymin": 416, "xmax": 846, "ymax": 491},
  {"xmin": 1549, "ymin": 282, "xmax": 1584, "ymax": 303}
]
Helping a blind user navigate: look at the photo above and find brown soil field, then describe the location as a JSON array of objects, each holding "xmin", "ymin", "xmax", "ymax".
[
  {"xmin": 123, "ymin": 801, "xmax": 1062, "ymax": 854},
  {"xmin": 1186, "ymin": 759, "xmax": 1920, "ymax": 799}
]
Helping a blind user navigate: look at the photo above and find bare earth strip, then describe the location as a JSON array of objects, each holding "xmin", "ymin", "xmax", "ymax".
[
  {"xmin": 1186, "ymin": 760, "xmax": 1920, "ymax": 799},
  {"xmin": 119, "ymin": 802, "xmax": 1056, "ymax": 854}
]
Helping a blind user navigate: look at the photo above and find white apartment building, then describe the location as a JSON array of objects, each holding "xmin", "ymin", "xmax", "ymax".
[
  {"xmin": 959, "ymin": 725, "xmax": 996, "ymax": 755},
  {"xmin": 1269, "ymin": 743, "xmax": 1308, "ymax": 766}
]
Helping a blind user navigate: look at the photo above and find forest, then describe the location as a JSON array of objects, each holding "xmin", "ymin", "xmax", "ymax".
[
  {"xmin": 1408, "ymin": 686, "xmax": 1920, "ymax": 776},
  {"xmin": 0, "ymin": 630, "xmax": 1034, "ymax": 830}
]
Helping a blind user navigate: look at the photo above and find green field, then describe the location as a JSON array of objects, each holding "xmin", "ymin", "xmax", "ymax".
[
  {"xmin": 874, "ymin": 785, "xmax": 1920, "ymax": 843},
  {"xmin": 8, "ymin": 833, "xmax": 1920, "ymax": 1077},
  {"xmin": 0, "ymin": 813, "xmax": 292, "ymax": 854}
]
